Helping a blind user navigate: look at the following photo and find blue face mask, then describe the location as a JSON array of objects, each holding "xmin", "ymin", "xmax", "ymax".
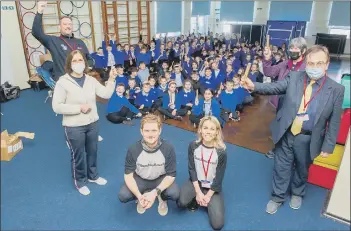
[{"xmin": 306, "ymin": 67, "xmax": 325, "ymax": 80}]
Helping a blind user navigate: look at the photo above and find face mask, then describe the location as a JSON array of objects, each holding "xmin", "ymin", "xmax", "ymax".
[
  {"xmin": 72, "ymin": 63, "xmax": 85, "ymax": 74},
  {"xmin": 306, "ymin": 67, "xmax": 325, "ymax": 80},
  {"xmin": 289, "ymin": 51, "xmax": 301, "ymax": 60}
]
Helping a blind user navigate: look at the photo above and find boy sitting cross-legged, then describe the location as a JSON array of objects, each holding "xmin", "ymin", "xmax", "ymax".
[{"xmin": 106, "ymin": 83, "xmax": 142, "ymax": 125}]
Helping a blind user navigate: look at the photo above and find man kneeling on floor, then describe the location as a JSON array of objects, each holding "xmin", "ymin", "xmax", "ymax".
[{"xmin": 118, "ymin": 114, "xmax": 180, "ymax": 216}]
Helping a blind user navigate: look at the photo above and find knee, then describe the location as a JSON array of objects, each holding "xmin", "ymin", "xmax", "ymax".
[
  {"xmin": 164, "ymin": 183, "xmax": 180, "ymax": 201},
  {"xmin": 210, "ymin": 218, "xmax": 225, "ymax": 231},
  {"xmin": 118, "ymin": 186, "xmax": 134, "ymax": 203}
]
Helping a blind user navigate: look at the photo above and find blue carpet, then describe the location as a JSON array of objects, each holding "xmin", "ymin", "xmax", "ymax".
[{"xmin": 1, "ymin": 89, "xmax": 349, "ymax": 230}]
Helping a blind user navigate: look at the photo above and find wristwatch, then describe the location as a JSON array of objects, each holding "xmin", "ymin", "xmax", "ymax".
[{"xmin": 155, "ymin": 187, "xmax": 162, "ymax": 196}]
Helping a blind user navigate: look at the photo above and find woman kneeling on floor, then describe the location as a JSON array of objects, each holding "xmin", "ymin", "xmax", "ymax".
[
  {"xmin": 178, "ymin": 116, "xmax": 227, "ymax": 230},
  {"xmin": 52, "ymin": 50, "xmax": 116, "ymax": 196}
]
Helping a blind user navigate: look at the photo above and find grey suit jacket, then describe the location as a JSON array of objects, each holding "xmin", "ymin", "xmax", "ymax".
[{"xmin": 254, "ymin": 71, "xmax": 345, "ymax": 160}]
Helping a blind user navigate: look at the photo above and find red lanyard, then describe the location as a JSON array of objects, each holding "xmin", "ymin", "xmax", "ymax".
[
  {"xmin": 303, "ymin": 75, "xmax": 326, "ymax": 111},
  {"xmin": 201, "ymin": 146, "xmax": 214, "ymax": 180},
  {"xmin": 60, "ymin": 36, "xmax": 77, "ymax": 51}
]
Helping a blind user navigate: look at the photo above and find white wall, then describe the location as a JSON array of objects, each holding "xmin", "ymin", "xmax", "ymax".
[{"xmin": 1, "ymin": 1, "xmax": 30, "ymax": 89}]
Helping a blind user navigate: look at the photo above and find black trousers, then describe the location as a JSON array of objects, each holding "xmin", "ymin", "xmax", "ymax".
[
  {"xmin": 118, "ymin": 173, "xmax": 180, "ymax": 203},
  {"xmin": 189, "ymin": 114, "xmax": 204, "ymax": 126},
  {"xmin": 123, "ymin": 60, "xmax": 130, "ymax": 73},
  {"xmin": 220, "ymin": 109, "xmax": 239, "ymax": 122},
  {"xmin": 181, "ymin": 105, "xmax": 192, "ymax": 113},
  {"xmin": 139, "ymin": 106, "xmax": 153, "ymax": 115},
  {"xmin": 128, "ymin": 99, "xmax": 135, "ymax": 106},
  {"xmin": 271, "ymin": 131, "xmax": 313, "ymax": 203},
  {"xmin": 178, "ymin": 180, "xmax": 225, "ymax": 230},
  {"xmin": 106, "ymin": 106, "xmax": 135, "ymax": 124},
  {"xmin": 158, "ymin": 107, "xmax": 187, "ymax": 119},
  {"xmin": 64, "ymin": 121, "xmax": 99, "ymax": 189}
]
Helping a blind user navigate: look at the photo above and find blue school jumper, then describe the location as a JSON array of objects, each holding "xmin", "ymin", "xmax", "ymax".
[
  {"xmin": 135, "ymin": 92, "xmax": 153, "ymax": 107},
  {"xmin": 191, "ymin": 98, "xmax": 223, "ymax": 125},
  {"xmin": 232, "ymin": 59, "xmax": 241, "ymax": 72},
  {"xmin": 91, "ymin": 52, "xmax": 107, "ymax": 68},
  {"xmin": 177, "ymin": 89, "xmax": 196, "ymax": 106},
  {"xmin": 136, "ymin": 53, "xmax": 151, "ymax": 66},
  {"xmin": 199, "ymin": 75, "xmax": 218, "ymax": 91},
  {"xmin": 127, "ymin": 87, "xmax": 138, "ymax": 100},
  {"xmin": 162, "ymin": 93, "xmax": 181, "ymax": 110},
  {"xmin": 211, "ymin": 70, "xmax": 226, "ymax": 85},
  {"xmin": 249, "ymin": 71, "xmax": 259, "ymax": 82},
  {"xmin": 128, "ymin": 75, "xmax": 142, "ymax": 87},
  {"xmin": 233, "ymin": 86, "xmax": 248, "ymax": 104},
  {"xmin": 218, "ymin": 91, "xmax": 239, "ymax": 114},
  {"xmin": 106, "ymin": 93, "xmax": 139, "ymax": 114},
  {"xmin": 115, "ymin": 75, "xmax": 128, "ymax": 87}
]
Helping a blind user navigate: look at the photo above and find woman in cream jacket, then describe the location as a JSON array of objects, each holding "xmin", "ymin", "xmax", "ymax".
[{"xmin": 52, "ymin": 50, "xmax": 116, "ymax": 196}]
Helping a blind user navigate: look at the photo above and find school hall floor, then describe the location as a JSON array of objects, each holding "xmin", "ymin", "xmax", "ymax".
[{"xmin": 1, "ymin": 59, "xmax": 350, "ymax": 230}]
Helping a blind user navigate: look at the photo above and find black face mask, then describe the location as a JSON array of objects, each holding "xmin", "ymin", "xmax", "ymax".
[{"xmin": 289, "ymin": 51, "xmax": 301, "ymax": 60}]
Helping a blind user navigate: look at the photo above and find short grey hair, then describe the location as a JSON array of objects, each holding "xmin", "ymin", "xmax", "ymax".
[{"xmin": 289, "ymin": 37, "xmax": 308, "ymax": 52}]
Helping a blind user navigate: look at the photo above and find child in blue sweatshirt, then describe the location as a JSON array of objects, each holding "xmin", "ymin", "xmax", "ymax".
[
  {"xmin": 91, "ymin": 47, "xmax": 107, "ymax": 81},
  {"xmin": 233, "ymin": 75, "xmax": 251, "ymax": 115},
  {"xmin": 114, "ymin": 65, "xmax": 128, "ymax": 87},
  {"xmin": 177, "ymin": 79, "xmax": 196, "ymax": 115},
  {"xmin": 218, "ymin": 80, "xmax": 240, "ymax": 122},
  {"xmin": 128, "ymin": 67, "xmax": 141, "ymax": 87},
  {"xmin": 158, "ymin": 81, "xmax": 187, "ymax": 121},
  {"xmin": 135, "ymin": 82, "xmax": 155, "ymax": 115},
  {"xmin": 148, "ymin": 75, "xmax": 161, "ymax": 110},
  {"xmin": 126, "ymin": 78, "xmax": 140, "ymax": 105},
  {"xmin": 106, "ymin": 83, "xmax": 142, "ymax": 125},
  {"xmin": 199, "ymin": 67, "xmax": 218, "ymax": 95},
  {"xmin": 136, "ymin": 46, "xmax": 151, "ymax": 67},
  {"xmin": 190, "ymin": 89, "xmax": 223, "ymax": 128}
]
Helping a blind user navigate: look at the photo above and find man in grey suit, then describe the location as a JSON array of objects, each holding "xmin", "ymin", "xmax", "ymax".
[{"xmin": 241, "ymin": 45, "xmax": 345, "ymax": 214}]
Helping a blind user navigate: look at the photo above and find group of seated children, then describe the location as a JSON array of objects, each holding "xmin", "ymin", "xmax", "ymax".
[{"xmin": 106, "ymin": 61, "xmax": 252, "ymax": 127}]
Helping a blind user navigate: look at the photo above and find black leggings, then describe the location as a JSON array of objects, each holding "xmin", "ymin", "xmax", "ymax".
[
  {"xmin": 178, "ymin": 180, "xmax": 225, "ymax": 230},
  {"xmin": 181, "ymin": 105, "xmax": 192, "ymax": 113},
  {"xmin": 189, "ymin": 114, "xmax": 204, "ymax": 126},
  {"xmin": 220, "ymin": 109, "xmax": 239, "ymax": 122},
  {"xmin": 106, "ymin": 106, "xmax": 135, "ymax": 124},
  {"xmin": 158, "ymin": 107, "xmax": 187, "ymax": 119}
]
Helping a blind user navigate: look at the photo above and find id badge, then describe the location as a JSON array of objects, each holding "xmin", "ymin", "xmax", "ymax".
[
  {"xmin": 200, "ymin": 180, "xmax": 211, "ymax": 188},
  {"xmin": 297, "ymin": 113, "xmax": 309, "ymax": 122}
]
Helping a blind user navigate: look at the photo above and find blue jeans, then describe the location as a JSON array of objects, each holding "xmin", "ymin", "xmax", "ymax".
[{"xmin": 64, "ymin": 121, "xmax": 99, "ymax": 189}]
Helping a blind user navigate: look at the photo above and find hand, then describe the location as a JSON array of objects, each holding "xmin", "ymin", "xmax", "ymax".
[
  {"xmin": 195, "ymin": 98, "xmax": 199, "ymax": 106},
  {"xmin": 171, "ymin": 110, "xmax": 177, "ymax": 116},
  {"xmin": 37, "ymin": 1, "xmax": 47, "ymax": 14},
  {"xmin": 263, "ymin": 46, "xmax": 272, "ymax": 61},
  {"xmin": 80, "ymin": 104, "xmax": 91, "ymax": 114},
  {"xmin": 137, "ymin": 194, "xmax": 149, "ymax": 208},
  {"xmin": 109, "ymin": 67, "xmax": 117, "ymax": 80},
  {"xmin": 240, "ymin": 77, "xmax": 255, "ymax": 91},
  {"xmin": 143, "ymin": 190, "xmax": 157, "ymax": 209},
  {"xmin": 320, "ymin": 152, "xmax": 331, "ymax": 158},
  {"xmin": 203, "ymin": 193, "xmax": 213, "ymax": 207},
  {"xmin": 136, "ymin": 112, "xmax": 142, "ymax": 117},
  {"xmin": 195, "ymin": 191, "xmax": 206, "ymax": 207}
]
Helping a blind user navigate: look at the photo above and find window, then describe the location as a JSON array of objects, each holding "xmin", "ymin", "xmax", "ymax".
[
  {"xmin": 329, "ymin": 28, "xmax": 350, "ymax": 39},
  {"xmin": 190, "ymin": 16, "xmax": 209, "ymax": 35},
  {"xmin": 223, "ymin": 24, "xmax": 231, "ymax": 34}
]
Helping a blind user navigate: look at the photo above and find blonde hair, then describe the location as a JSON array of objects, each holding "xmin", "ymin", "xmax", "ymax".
[
  {"xmin": 141, "ymin": 114, "xmax": 162, "ymax": 130},
  {"xmin": 196, "ymin": 116, "xmax": 226, "ymax": 150}
]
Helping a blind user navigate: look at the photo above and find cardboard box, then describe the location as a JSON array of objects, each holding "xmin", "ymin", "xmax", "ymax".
[{"xmin": 1, "ymin": 130, "xmax": 34, "ymax": 161}]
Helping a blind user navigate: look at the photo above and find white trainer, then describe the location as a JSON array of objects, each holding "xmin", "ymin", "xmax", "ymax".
[
  {"xmin": 78, "ymin": 186, "xmax": 91, "ymax": 196},
  {"xmin": 88, "ymin": 177, "xmax": 107, "ymax": 185},
  {"xmin": 98, "ymin": 135, "xmax": 103, "ymax": 141},
  {"xmin": 157, "ymin": 196, "xmax": 168, "ymax": 216}
]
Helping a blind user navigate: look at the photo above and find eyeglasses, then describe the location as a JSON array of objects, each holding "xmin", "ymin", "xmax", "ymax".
[{"xmin": 306, "ymin": 61, "xmax": 327, "ymax": 68}]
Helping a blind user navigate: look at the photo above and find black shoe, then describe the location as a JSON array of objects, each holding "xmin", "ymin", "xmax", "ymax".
[{"xmin": 187, "ymin": 198, "xmax": 199, "ymax": 212}]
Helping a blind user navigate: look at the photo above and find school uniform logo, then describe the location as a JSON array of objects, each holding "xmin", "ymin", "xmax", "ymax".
[
  {"xmin": 61, "ymin": 44, "xmax": 68, "ymax": 51},
  {"xmin": 77, "ymin": 46, "xmax": 82, "ymax": 50}
]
